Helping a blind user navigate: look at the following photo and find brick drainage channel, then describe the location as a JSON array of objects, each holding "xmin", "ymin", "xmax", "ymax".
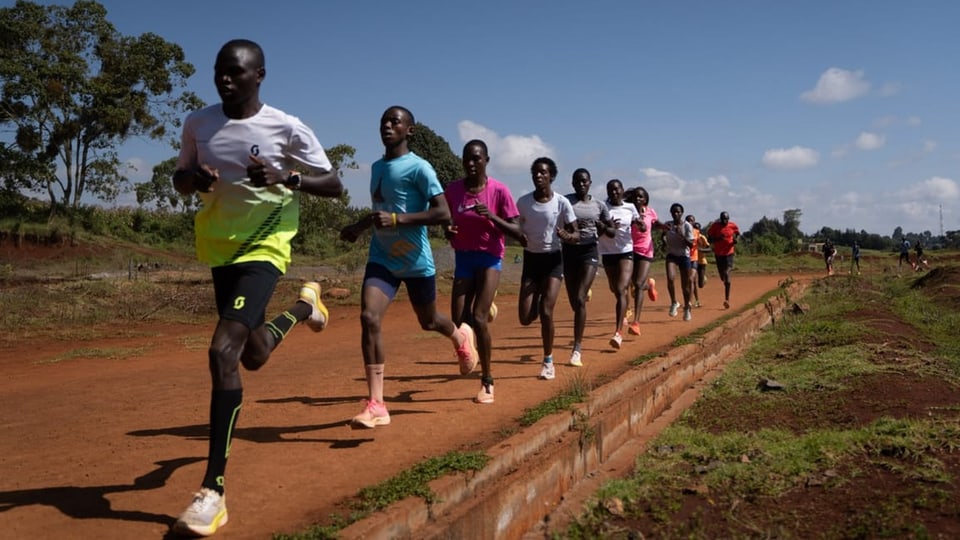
[{"xmin": 341, "ymin": 280, "xmax": 807, "ymax": 540}]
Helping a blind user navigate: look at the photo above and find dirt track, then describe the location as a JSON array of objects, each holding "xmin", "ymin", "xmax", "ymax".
[{"xmin": 0, "ymin": 269, "xmax": 798, "ymax": 539}]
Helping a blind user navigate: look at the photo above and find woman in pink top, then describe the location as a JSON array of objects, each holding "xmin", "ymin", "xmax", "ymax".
[
  {"xmin": 625, "ymin": 187, "xmax": 660, "ymax": 335},
  {"xmin": 444, "ymin": 139, "xmax": 521, "ymax": 404}
]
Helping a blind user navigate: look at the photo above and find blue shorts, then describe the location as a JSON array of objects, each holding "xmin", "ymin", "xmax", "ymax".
[
  {"xmin": 212, "ymin": 261, "xmax": 281, "ymax": 329},
  {"xmin": 363, "ymin": 262, "xmax": 437, "ymax": 305},
  {"xmin": 454, "ymin": 250, "xmax": 502, "ymax": 279}
]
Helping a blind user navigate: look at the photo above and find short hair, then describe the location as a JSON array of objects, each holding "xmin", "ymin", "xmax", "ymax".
[
  {"xmin": 384, "ymin": 105, "xmax": 415, "ymax": 125},
  {"xmin": 462, "ymin": 139, "xmax": 488, "ymax": 156},
  {"xmin": 670, "ymin": 202, "xmax": 685, "ymax": 214},
  {"xmin": 531, "ymin": 157, "xmax": 558, "ymax": 177},
  {"xmin": 220, "ymin": 39, "xmax": 265, "ymax": 68},
  {"xmin": 572, "ymin": 167, "xmax": 590, "ymax": 180}
]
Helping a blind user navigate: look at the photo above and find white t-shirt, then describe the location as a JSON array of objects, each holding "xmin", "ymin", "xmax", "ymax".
[
  {"xmin": 598, "ymin": 202, "xmax": 640, "ymax": 255},
  {"xmin": 516, "ymin": 191, "xmax": 577, "ymax": 253}
]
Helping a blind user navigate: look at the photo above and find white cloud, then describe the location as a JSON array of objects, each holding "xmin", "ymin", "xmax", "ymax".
[
  {"xmin": 761, "ymin": 146, "xmax": 820, "ymax": 170},
  {"xmin": 904, "ymin": 176, "xmax": 959, "ymax": 200},
  {"xmin": 855, "ymin": 132, "xmax": 885, "ymax": 151},
  {"xmin": 457, "ymin": 120, "xmax": 555, "ymax": 174},
  {"xmin": 800, "ymin": 68, "xmax": 871, "ymax": 104}
]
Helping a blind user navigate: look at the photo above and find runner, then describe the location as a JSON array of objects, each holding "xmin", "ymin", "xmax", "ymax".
[
  {"xmin": 339, "ymin": 105, "xmax": 478, "ymax": 428},
  {"xmin": 706, "ymin": 211, "xmax": 740, "ymax": 309},
  {"xmin": 624, "ymin": 186, "xmax": 660, "ymax": 336},
  {"xmin": 516, "ymin": 157, "xmax": 578, "ymax": 380},
  {"xmin": 444, "ymin": 139, "xmax": 521, "ymax": 403},
  {"xmin": 562, "ymin": 168, "xmax": 608, "ymax": 366},
  {"xmin": 170, "ymin": 39, "xmax": 344, "ymax": 537},
  {"xmin": 599, "ymin": 179, "xmax": 640, "ymax": 349}
]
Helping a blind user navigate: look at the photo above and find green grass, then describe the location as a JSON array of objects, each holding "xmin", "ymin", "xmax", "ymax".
[
  {"xmin": 273, "ymin": 451, "xmax": 490, "ymax": 540},
  {"xmin": 564, "ymin": 271, "xmax": 960, "ymax": 538},
  {"xmin": 518, "ymin": 373, "xmax": 591, "ymax": 426}
]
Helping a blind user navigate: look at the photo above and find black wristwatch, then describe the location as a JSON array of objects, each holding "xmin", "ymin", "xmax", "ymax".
[{"xmin": 285, "ymin": 171, "xmax": 302, "ymax": 190}]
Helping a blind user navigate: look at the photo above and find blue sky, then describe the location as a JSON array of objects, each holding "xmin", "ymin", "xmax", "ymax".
[{"xmin": 38, "ymin": 0, "xmax": 960, "ymax": 237}]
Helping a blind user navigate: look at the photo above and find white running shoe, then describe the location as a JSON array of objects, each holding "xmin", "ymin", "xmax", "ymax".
[
  {"xmin": 669, "ymin": 302, "xmax": 680, "ymax": 317},
  {"xmin": 683, "ymin": 306, "xmax": 692, "ymax": 321},
  {"xmin": 174, "ymin": 488, "xmax": 228, "ymax": 537},
  {"xmin": 609, "ymin": 332, "xmax": 622, "ymax": 349},
  {"xmin": 475, "ymin": 382, "xmax": 494, "ymax": 404},
  {"xmin": 569, "ymin": 350, "xmax": 583, "ymax": 367},
  {"xmin": 539, "ymin": 362, "xmax": 556, "ymax": 380}
]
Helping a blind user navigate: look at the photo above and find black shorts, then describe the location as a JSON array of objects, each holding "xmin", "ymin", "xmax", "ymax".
[
  {"xmin": 715, "ymin": 254, "xmax": 735, "ymax": 276},
  {"xmin": 212, "ymin": 261, "xmax": 281, "ymax": 329},
  {"xmin": 602, "ymin": 252, "xmax": 633, "ymax": 268},
  {"xmin": 665, "ymin": 253, "xmax": 692, "ymax": 270},
  {"xmin": 562, "ymin": 243, "xmax": 598, "ymax": 285},
  {"xmin": 363, "ymin": 262, "xmax": 437, "ymax": 306},
  {"xmin": 523, "ymin": 250, "xmax": 563, "ymax": 281}
]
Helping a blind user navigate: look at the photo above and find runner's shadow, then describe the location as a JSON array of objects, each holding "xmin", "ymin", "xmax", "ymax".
[
  {"xmin": 128, "ymin": 421, "xmax": 373, "ymax": 447},
  {"xmin": 0, "ymin": 457, "xmax": 202, "ymax": 526}
]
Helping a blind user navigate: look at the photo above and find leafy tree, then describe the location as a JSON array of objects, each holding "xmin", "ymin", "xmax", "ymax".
[
  {"xmin": 294, "ymin": 143, "xmax": 366, "ymax": 256},
  {"xmin": 409, "ymin": 122, "xmax": 461, "ymax": 187},
  {"xmin": 0, "ymin": 0, "xmax": 201, "ymax": 214},
  {"xmin": 782, "ymin": 209, "xmax": 802, "ymax": 241},
  {"xmin": 135, "ymin": 157, "xmax": 199, "ymax": 211}
]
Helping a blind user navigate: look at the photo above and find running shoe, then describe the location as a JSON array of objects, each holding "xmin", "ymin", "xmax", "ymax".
[
  {"xmin": 627, "ymin": 321, "xmax": 641, "ymax": 335},
  {"xmin": 609, "ymin": 332, "xmax": 623, "ymax": 349},
  {"xmin": 351, "ymin": 399, "xmax": 391, "ymax": 428},
  {"xmin": 488, "ymin": 301, "xmax": 498, "ymax": 323},
  {"xmin": 683, "ymin": 306, "xmax": 692, "ymax": 321},
  {"xmin": 298, "ymin": 282, "xmax": 329, "ymax": 332},
  {"xmin": 539, "ymin": 362, "xmax": 556, "ymax": 380},
  {"xmin": 694, "ymin": 300, "xmax": 702, "ymax": 308},
  {"xmin": 569, "ymin": 350, "xmax": 583, "ymax": 367},
  {"xmin": 174, "ymin": 488, "xmax": 228, "ymax": 537},
  {"xmin": 456, "ymin": 323, "xmax": 479, "ymax": 375},
  {"xmin": 669, "ymin": 302, "xmax": 680, "ymax": 317},
  {"xmin": 647, "ymin": 278, "xmax": 658, "ymax": 302},
  {"xmin": 475, "ymin": 382, "xmax": 494, "ymax": 404},
  {"xmin": 723, "ymin": 300, "xmax": 730, "ymax": 309}
]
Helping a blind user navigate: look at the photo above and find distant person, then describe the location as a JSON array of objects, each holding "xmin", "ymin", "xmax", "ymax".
[
  {"xmin": 662, "ymin": 203, "xmax": 695, "ymax": 321},
  {"xmin": 339, "ymin": 105, "xmax": 478, "ymax": 428},
  {"xmin": 562, "ymin": 168, "xmax": 609, "ymax": 367},
  {"xmin": 898, "ymin": 237, "xmax": 911, "ymax": 274},
  {"xmin": 706, "ymin": 211, "xmax": 740, "ymax": 309},
  {"xmin": 516, "ymin": 157, "xmax": 578, "ymax": 380},
  {"xmin": 598, "ymin": 179, "xmax": 640, "ymax": 349},
  {"xmin": 694, "ymin": 221, "xmax": 710, "ymax": 290},
  {"xmin": 170, "ymin": 39, "xmax": 344, "ymax": 537},
  {"xmin": 624, "ymin": 186, "xmax": 659, "ymax": 336},
  {"xmin": 443, "ymin": 139, "xmax": 521, "ymax": 403},
  {"xmin": 850, "ymin": 241, "xmax": 861, "ymax": 275},
  {"xmin": 823, "ymin": 239, "xmax": 837, "ymax": 275},
  {"xmin": 686, "ymin": 215, "xmax": 706, "ymax": 307},
  {"xmin": 914, "ymin": 240, "xmax": 929, "ymax": 271}
]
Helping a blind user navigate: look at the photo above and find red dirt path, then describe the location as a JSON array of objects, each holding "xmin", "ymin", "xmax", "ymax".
[{"xmin": 0, "ymin": 269, "xmax": 796, "ymax": 539}]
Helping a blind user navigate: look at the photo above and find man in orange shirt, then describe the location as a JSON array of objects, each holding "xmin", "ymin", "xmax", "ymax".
[{"xmin": 706, "ymin": 211, "xmax": 740, "ymax": 309}]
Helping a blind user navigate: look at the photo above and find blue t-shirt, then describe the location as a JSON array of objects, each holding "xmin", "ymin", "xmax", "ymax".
[{"xmin": 368, "ymin": 152, "xmax": 444, "ymax": 277}]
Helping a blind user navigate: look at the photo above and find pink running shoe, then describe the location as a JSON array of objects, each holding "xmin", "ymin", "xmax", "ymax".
[
  {"xmin": 351, "ymin": 399, "xmax": 390, "ymax": 429},
  {"xmin": 456, "ymin": 323, "xmax": 479, "ymax": 375}
]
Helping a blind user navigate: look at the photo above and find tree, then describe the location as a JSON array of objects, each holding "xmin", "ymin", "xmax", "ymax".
[
  {"xmin": 294, "ymin": 143, "xmax": 365, "ymax": 256},
  {"xmin": 408, "ymin": 122, "xmax": 462, "ymax": 187},
  {"xmin": 0, "ymin": 0, "xmax": 201, "ymax": 214},
  {"xmin": 135, "ymin": 157, "xmax": 199, "ymax": 211},
  {"xmin": 782, "ymin": 209, "xmax": 802, "ymax": 241}
]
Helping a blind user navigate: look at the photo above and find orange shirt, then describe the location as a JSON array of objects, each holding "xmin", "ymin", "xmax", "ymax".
[{"xmin": 707, "ymin": 221, "xmax": 739, "ymax": 256}]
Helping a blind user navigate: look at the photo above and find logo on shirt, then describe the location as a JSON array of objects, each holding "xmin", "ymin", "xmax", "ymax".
[{"xmin": 250, "ymin": 144, "xmax": 260, "ymax": 156}]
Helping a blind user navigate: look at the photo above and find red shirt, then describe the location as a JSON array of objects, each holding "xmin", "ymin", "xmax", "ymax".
[{"xmin": 707, "ymin": 221, "xmax": 739, "ymax": 256}]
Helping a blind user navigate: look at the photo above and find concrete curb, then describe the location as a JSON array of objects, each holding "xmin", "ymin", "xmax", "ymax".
[{"xmin": 340, "ymin": 279, "xmax": 807, "ymax": 539}]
